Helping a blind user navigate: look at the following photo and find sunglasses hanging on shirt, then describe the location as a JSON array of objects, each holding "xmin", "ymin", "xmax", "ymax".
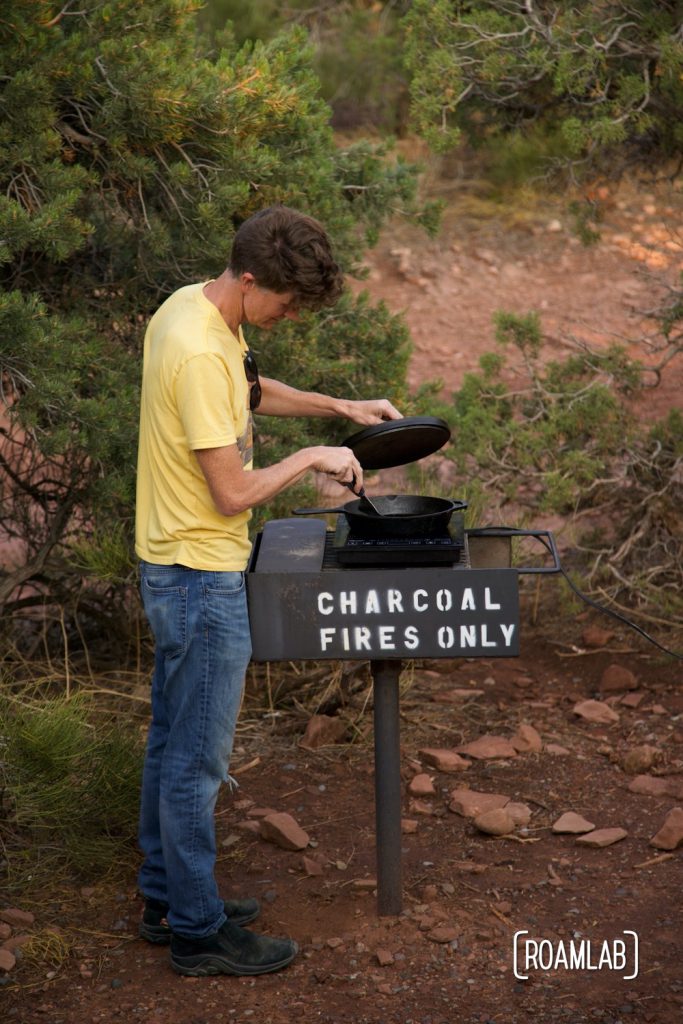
[{"xmin": 243, "ymin": 350, "xmax": 262, "ymax": 411}]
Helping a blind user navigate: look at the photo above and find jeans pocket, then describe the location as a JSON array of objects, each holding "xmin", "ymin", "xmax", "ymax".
[
  {"xmin": 141, "ymin": 577, "xmax": 188, "ymax": 658},
  {"xmin": 204, "ymin": 571, "xmax": 245, "ymax": 596},
  {"xmin": 203, "ymin": 574, "xmax": 252, "ymax": 664}
]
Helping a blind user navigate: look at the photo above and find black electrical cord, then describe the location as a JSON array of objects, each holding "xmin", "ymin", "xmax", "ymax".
[{"xmin": 468, "ymin": 527, "xmax": 683, "ymax": 661}]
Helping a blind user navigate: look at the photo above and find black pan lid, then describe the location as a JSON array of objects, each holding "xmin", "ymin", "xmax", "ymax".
[{"xmin": 342, "ymin": 415, "xmax": 451, "ymax": 470}]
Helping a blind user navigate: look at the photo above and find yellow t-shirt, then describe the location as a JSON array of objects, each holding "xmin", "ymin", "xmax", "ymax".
[{"xmin": 135, "ymin": 282, "xmax": 254, "ymax": 570}]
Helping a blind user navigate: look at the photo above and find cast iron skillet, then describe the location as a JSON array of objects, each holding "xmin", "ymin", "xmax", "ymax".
[{"xmin": 292, "ymin": 494, "xmax": 467, "ymax": 539}]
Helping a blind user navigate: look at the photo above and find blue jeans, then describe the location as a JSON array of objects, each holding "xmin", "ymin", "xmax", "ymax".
[{"xmin": 137, "ymin": 561, "xmax": 252, "ymax": 938}]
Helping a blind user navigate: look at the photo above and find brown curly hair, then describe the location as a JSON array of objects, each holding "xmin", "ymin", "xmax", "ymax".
[{"xmin": 229, "ymin": 205, "xmax": 344, "ymax": 311}]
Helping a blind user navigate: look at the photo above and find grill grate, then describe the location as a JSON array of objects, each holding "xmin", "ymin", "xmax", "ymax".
[{"xmin": 322, "ymin": 515, "xmax": 470, "ymax": 570}]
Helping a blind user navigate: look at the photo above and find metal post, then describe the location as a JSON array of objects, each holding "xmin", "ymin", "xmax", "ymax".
[{"xmin": 371, "ymin": 659, "xmax": 403, "ymax": 916}]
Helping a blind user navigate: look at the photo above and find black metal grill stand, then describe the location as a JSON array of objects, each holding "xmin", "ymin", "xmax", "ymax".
[
  {"xmin": 245, "ymin": 518, "xmax": 556, "ymax": 918},
  {"xmin": 371, "ymin": 659, "xmax": 403, "ymax": 916}
]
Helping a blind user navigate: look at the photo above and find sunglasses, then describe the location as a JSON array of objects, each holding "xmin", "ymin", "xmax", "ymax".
[{"xmin": 244, "ymin": 349, "xmax": 262, "ymax": 411}]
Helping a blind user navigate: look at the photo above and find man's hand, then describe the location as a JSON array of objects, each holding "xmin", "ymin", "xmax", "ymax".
[
  {"xmin": 312, "ymin": 446, "xmax": 364, "ymax": 492},
  {"xmin": 340, "ymin": 398, "xmax": 403, "ymax": 426}
]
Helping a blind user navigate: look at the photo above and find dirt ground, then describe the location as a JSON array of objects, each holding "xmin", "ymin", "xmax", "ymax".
[
  {"xmin": 3, "ymin": 173, "xmax": 682, "ymax": 1023},
  {"xmin": 360, "ymin": 168, "xmax": 682, "ymax": 422}
]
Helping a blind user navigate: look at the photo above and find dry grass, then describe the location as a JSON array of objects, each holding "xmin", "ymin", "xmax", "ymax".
[{"xmin": 20, "ymin": 928, "xmax": 74, "ymax": 970}]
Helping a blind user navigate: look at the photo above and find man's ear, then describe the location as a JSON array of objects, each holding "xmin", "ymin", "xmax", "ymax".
[{"xmin": 240, "ymin": 272, "xmax": 256, "ymax": 290}]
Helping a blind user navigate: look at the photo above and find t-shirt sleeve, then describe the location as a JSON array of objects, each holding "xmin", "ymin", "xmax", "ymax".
[{"xmin": 175, "ymin": 353, "xmax": 238, "ymax": 449}]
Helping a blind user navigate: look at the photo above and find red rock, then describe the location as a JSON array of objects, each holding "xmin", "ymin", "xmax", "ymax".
[
  {"xmin": 552, "ymin": 812, "xmax": 595, "ymax": 834},
  {"xmin": 458, "ymin": 734, "xmax": 518, "ymax": 759},
  {"xmin": 649, "ymin": 807, "xmax": 683, "ymax": 851},
  {"xmin": 628, "ymin": 775, "xmax": 669, "ymax": 797},
  {"xmin": 326, "ymin": 937, "xmax": 344, "ymax": 949},
  {"xmin": 246, "ymin": 806, "xmax": 279, "ymax": 818},
  {"xmin": 488, "ymin": 666, "xmax": 527, "ymax": 685},
  {"xmin": 409, "ymin": 799, "xmax": 434, "ymax": 816},
  {"xmin": 600, "ymin": 664, "xmax": 638, "ymax": 692},
  {"xmin": 427, "ymin": 905, "xmax": 450, "ymax": 924},
  {"xmin": 0, "ymin": 948, "xmax": 16, "ymax": 972},
  {"xmin": 620, "ymin": 692, "xmax": 646, "ymax": 708},
  {"xmin": 0, "ymin": 924, "xmax": 11, "ymax": 941},
  {"xmin": 0, "ymin": 908, "xmax": 34, "ymax": 928},
  {"xmin": 426, "ymin": 926, "xmax": 459, "ymax": 944},
  {"xmin": 418, "ymin": 748, "xmax": 471, "ymax": 772},
  {"xmin": 649, "ymin": 704, "xmax": 668, "ymax": 715},
  {"xmin": 506, "ymin": 802, "xmax": 532, "ymax": 826},
  {"xmin": 573, "ymin": 699, "xmax": 620, "ymax": 725},
  {"xmin": 237, "ymin": 819, "xmax": 261, "ymax": 834},
  {"xmin": 546, "ymin": 743, "xmax": 570, "ymax": 755},
  {"xmin": 576, "ymin": 827, "xmax": 628, "ymax": 848},
  {"xmin": 302, "ymin": 856, "xmax": 324, "ymax": 877},
  {"xmin": 511, "ymin": 724, "xmax": 543, "ymax": 753},
  {"xmin": 259, "ymin": 812, "xmax": 310, "ymax": 851},
  {"xmin": 2, "ymin": 933, "xmax": 30, "ymax": 951},
  {"xmin": 408, "ymin": 773, "xmax": 436, "ymax": 797},
  {"xmin": 376, "ymin": 948, "xmax": 394, "ymax": 966},
  {"xmin": 352, "ymin": 878, "xmax": 377, "ymax": 891},
  {"xmin": 299, "ymin": 714, "xmax": 347, "ymax": 750},
  {"xmin": 663, "ymin": 778, "xmax": 683, "ymax": 802},
  {"xmin": 581, "ymin": 625, "xmax": 615, "ymax": 647},
  {"xmin": 474, "ymin": 808, "xmax": 514, "ymax": 835},
  {"xmin": 449, "ymin": 789, "xmax": 510, "ymax": 818},
  {"xmin": 452, "ymin": 861, "xmax": 487, "ymax": 874},
  {"xmin": 401, "ymin": 818, "xmax": 418, "ymax": 834},
  {"xmin": 431, "ymin": 689, "xmax": 484, "ymax": 703}
]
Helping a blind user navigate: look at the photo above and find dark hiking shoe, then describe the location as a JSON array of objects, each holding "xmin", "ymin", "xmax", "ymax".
[
  {"xmin": 170, "ymin": 918, "xmax": 298, "ymax": 976},
  {"xmin": 139, "ymin": 896, "xmax": 260, "ymax": 945}
]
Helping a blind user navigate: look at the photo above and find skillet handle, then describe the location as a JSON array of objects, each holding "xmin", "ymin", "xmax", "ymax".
[{"xmin": 291, "ymin": 507, "xmax": 345, "ymax": 516}]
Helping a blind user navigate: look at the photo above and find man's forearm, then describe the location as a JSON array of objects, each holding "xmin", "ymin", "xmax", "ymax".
[
  {"xmin": 257, "ymin": 377, "xmax": 347, "ymax": 418},
  {"xmin": 194, "ymin": 443, "xmax": 363, "ymax": 518},
  {"xmin": 257, "ymin": 377, "xmax": 402, "ymax": 425}
]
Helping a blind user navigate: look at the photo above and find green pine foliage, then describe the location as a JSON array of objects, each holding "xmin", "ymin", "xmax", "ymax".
[
  {"xmin": 0, "ymin": 0, "xmax": 433, "ymax": 622},
  {"xmin": 447, "ymin": 312, "xmax": 639, "ymax": 513},
  {"xmin": 442, "ymin": 311, "xmax": 682, "ymax": 624},
  {"xmin": 402, "ymin": 1, "xmax": 683, "ymax": 180},
  {"xmin": 0, "ymin": 693, "xmax": 143, "ymax": 885},
  {"xmin": 198, "ymin": 1, "xmax": 411, "ymax": 133}
]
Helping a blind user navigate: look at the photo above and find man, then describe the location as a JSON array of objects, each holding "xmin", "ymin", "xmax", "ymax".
[{"xmin": 135, "ymin": 205, "xmax": 400, "ymax": 977}]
